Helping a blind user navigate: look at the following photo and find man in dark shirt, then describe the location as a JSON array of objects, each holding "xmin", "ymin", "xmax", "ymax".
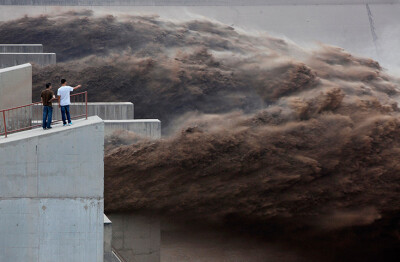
[{"xmin": 41, "ymin": 83, "xmax": 56, "ymax": 130}]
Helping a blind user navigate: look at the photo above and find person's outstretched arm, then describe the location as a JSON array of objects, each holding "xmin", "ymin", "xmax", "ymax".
[{"xmin": 73, "ymin": 84, "xmax": 82, "ymax": 90}]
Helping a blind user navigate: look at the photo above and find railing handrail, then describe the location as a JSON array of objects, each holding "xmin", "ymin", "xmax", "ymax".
[
  {"xmin": 0, "ymin": 91, "xmax": 88, "ymax": 113},
  {"xmin": 0, "ymin": 91, "xmax": 88, "ymax": 138},
  {"xmin": 112, "ymin": 246, "xmax": 128, "ymax": 262}
]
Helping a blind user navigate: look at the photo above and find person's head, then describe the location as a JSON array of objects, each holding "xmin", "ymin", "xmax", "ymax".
[
  {"xmin": 61, "ymin": 79, "xmax": 67, "ymax": 86},
  {"xmin": 46, "ymin": 83, "xmax": 52, "ymax": 89}
]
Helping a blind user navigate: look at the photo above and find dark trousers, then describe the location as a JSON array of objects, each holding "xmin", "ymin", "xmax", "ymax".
[
  {"xmin": 61, "ymin": 105, "xmax": 71, "ymax": 124},
  {"xmin": 42, "ymin": 106, "xmax": 53, "ymax": 129}
]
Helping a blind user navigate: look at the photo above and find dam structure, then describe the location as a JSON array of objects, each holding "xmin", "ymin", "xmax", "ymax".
[{"xmin": 0, "ymin": 61, "xmax": 161, "ymax": 261}]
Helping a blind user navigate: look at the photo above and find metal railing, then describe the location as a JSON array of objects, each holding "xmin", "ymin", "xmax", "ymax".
[
  {"xmin": 112, "ymin": 246, "xmax": 128, "ymax": 262},
  {"xmin": 0, "ymin": 91, "xmax": 87, "ymax": 138}
]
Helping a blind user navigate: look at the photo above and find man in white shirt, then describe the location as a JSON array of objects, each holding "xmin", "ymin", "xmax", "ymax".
[{"xmin": 57, "ymin": 79, "xmax": 82, "ymax": 126}]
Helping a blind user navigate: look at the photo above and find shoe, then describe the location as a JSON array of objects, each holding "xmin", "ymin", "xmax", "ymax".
[
  {"xmin": 43, "ymin": 128, "xmax": 47, "ymax": 130},
  {"xmin": 47, "ymin": 127, "xmax": 52, "ymax": 129},
  {"xmin": 68, "ymin": 122, "xmax": 72, "ymax": 126},
  {"xmin": 63, "ymin": 124, "xmax": 67, "ymax": 126}
]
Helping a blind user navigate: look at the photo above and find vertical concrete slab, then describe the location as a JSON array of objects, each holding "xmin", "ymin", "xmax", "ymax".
[
  {"xmin": 0, "ymin": 63, "xmax": 32, "ymax": 110},
  {"xmin": 0, "ymin": 53, "xmax": 56, "ymax": 68},
  {"xmin": 0, "ymin": 63, "xmax": 32, "ymax": 134},
  {"xmin": 104, "ymin": 120, "xmax": 161, "ymax": 139},
  {"xmin": 0, "ymin": 116, "xmax": 104, "ymax": 262},
  {"xmin": 0, "ymin": 44, "xmax": 43, "ymax": 53}
]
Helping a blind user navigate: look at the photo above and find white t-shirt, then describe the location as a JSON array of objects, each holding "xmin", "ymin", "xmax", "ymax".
[{"xmin": 57, "ymin": 86, "xmax": 74, "ymax": 106}]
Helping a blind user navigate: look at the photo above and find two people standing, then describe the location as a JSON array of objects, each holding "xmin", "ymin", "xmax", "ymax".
[{"xmin": 41, "ymin": 79, "xmax": 82, "ymax": 129}]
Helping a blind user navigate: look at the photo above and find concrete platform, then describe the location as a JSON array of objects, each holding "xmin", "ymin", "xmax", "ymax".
[
  {"xmin": 0, "ymin": 116, "xmax": 104, "ymax": 262},
  {"xmin": 0, "ymin": 44, "xmax": 43, "ymax": 53},
  {"xmin": 0, "ymin": 53, "xmax": 56, "ymax": 68},
  {"xmin": 104, "ymin": 119, "xmax": 161, "ymax": 139}
]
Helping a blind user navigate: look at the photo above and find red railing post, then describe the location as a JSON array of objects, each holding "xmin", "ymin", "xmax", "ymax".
[
  {"xmin": 85, "ymin": 91, "xmax": 88, "ymax": 120},
  {"xmin": 3, "ymin": 111, "xmax": 7, "ymax": 138}
]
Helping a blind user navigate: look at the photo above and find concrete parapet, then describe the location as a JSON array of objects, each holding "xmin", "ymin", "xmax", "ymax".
[
  {"xmin": 104, "ymin": 119, "xmax": 161, "ymax": 139},
  {"xmin": 32, "ymin": 102, "xmax": 134, "ymax": 121},
  {"xmin": 0, "ymin": 117, "xmax": 104, "ymax": 262},
  {"xmin": 107, "ymin": 213, "xmax": 160, "ymax": 262},
  {"xmin": 0, "ymin": 53, "xmax": 56, "ymax": 68},
  {"xmin": 0, "ymin": 44, "xmax": 43, "ymax": 53}
]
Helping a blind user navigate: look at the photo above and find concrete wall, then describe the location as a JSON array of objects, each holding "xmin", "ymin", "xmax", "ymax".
[
  {"xmin": 0, "ymin": 53, "xmax": 56, "ymax": 68},
  {"xmin": 107, "ymin": 213, "xmax": 160, "ymax": 262},
  {"xmin": 0, "ymin": 63, "xmax": 32, "ymax": 134},
  {"xmin": 0, "ymin": 44, "xmax": 43, "ymax": 53},
  {"xmin": 104, "ymin": 120, "xmax": 161, "ymax": 139},
  {"xmin": 32, "ymin": 102, "xmax": 134, "ymax": 121},
  {"xmin": 0, "ymin": 116, "xmax": 104, "ymax": 262}
]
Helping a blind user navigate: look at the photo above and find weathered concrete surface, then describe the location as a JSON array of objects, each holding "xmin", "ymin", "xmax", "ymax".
[
  {"xmin": 32, "ymin": 102, "xmax": 134, "ymax": 121},
  {"xmin": 0, "ymin": 116, "xmax": 104, "ymax": 262},
  {"xmin": 0, "ymin": 63, "xmax": 32, "ymax": 110},
  {"xmin": 0, "ymin": 53, "xmax": 56, "ymax": 68},
  {"xmin": 0, "ymin": 198, "xmax": 104, "ymax": 262},
  {"xmin": 0, "ymin": 44, "xmax": 43, "ymax": 53},
  {"xmin": 0, "ymin": 63, "xmax": 32, "ymax": 134},
  {"xmin": 104, "ymin": 120, "xmax": 161, "ymax": 139},
  {"xmin": 107, "ymin": 213, "xmax": 160, "ymax": 262}
]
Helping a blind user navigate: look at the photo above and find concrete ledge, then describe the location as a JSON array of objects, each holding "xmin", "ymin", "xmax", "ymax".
[
  {"xmin": 0, "ymin": 44, "xmax": 43, "ymax": 53},
  {"xmin": 104, "ymin": 119, "xmax": 161, "ymax": 139},
  {"xmin": 32, "ymin": 102, "xmax": 134, "ymax": 121},
  {"xmin": 0, "ymin": 53, "xmax": 56, "ymax": 68}
]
